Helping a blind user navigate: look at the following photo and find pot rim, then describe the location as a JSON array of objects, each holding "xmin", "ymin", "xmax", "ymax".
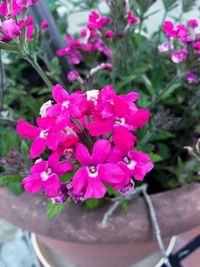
[{"xmin": 0, "ymin": 183, "xmax": 199, "ymax": 244}]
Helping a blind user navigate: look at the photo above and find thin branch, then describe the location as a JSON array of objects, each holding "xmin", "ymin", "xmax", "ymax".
[{"xmin": 100, "ymin": 184, "xmax": 172, "ymax": 267}]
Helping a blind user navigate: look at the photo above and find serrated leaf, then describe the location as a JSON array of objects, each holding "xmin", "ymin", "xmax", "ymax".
[
  {"xmin": 0, "ymin": 175, "xmax": 24, "ymax": 186},
  {"xmin": 47, "ymin": 201, "xmax": 67, "ymax": 219}
]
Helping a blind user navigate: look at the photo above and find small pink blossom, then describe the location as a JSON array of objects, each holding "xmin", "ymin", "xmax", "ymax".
[
  {"xmin": 26, "ymin": 16, "xmax": 35, "ymax": 41},
  {"xmin": 71, "ymin": 140, "xmax": 126, "ymax": 199},
  {"xmin": 188, "ymin": 19, "xmax": 198, "ymax": 28},
  {"xmin": 171, "ymin": 49, "xmax": 188, "ymax": 64},
  {"xmin": 185, "ymin": 70, "xmax": 198, "ymax": 84},
  {"xmin": 162, "ymin": 21, "xmax": 174, "ymax": 37},
  {"xmin": 1, "ymin": 18, "xmax": 23, "ymax": 41},
  {"xmin": 193, "ymin": 41, "xmax": 200, "ymax": 54},
  {"xmin": 22, "ymin": 154, "xmax": 73, "ymax": 197},
  {"xmin": 67, "ymin": 71, "xmax": 79, "ymax": 82},
  {"xmin": 41, "ymin": 20, "xmax": 49, "ymax": 30},
  {"xmin": 87, "ymin": 11, "xmax": 110, "ymax": 30},
  {"xmin": 127, "ymin": 11, "xmax": 138, "ymax": 25},
  {"xmin": 158, "ymin": 42, "xmax": 174, "ymax": 52},
  {"xmin": 104, "ymin": 30, "xmax": 114, "ymax": 38},
  {"xmin": 16, "ymin": 0, "xmax": 38, "ymax": 8}
]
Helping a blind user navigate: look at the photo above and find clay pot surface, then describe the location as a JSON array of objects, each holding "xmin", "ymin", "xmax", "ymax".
[{"xmin": 0, "ymin": 183, "xmax": 199, "ymax": 244}]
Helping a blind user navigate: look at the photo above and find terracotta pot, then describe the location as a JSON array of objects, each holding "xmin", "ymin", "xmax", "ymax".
[{"xmin": 0, "ymin": 183, "xmax": 199, "ymax": 267}]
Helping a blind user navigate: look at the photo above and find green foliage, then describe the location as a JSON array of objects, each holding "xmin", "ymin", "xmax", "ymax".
[
  {"xmin": 0, "ymin": 175, "xmax": 24, "ymax": 187},
  {"xmin": 47, "ymin": 200, "xmax": 67, "ymax": 219},
  {"xmin": 182, "ymin": 0, "xmax": 197, "ymax": 12}
]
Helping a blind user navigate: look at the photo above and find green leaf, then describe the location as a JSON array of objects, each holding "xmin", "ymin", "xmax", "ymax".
[
  {"xmin": 0, "ymin": 175, "xmax": 24, "ymax": 186},
  {"xmin": 121, "ymin": 200, "xmax": 129, "ymax": 213},
  {"xmin": 8, "ymin": 183, "xmax": 23, "ymax": 195},
  {"xmin": 0, "ymin": 41, "xmax": 19, "ymax": 52},
  {"xmin": 152, "ymin": 131, "xmax": 174, "ymax": 141},
  {"xmin": 182, "ymin": 0, "xmax": 197, "ymax": 12},
  {"xmin": 21, "ymin": 140, "xmax": 29, "ymax": 157},
  {"xmin": 150, "ymin": 153, "xmax": 164, "ymax": 163},
  {"xmin": 161, "ymin": 83, "xmax": 181, "ymax": 100},
  {"xmin": 47, "ymin": 201, "xmax": 67, "ymax": 219},
  {"xmin": 85, "ymin": 198, "xmax": 104, "ymax": 210}
]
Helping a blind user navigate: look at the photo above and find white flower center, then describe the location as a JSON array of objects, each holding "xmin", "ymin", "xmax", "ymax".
[
  {"xmin": 39, "ymin": 100, "xmax": 52, "ymax": 117},
  {"xmin": 123, "ymin": 156, "xmax": 136, "ymax": 170},
  {"xmin": 39, "ymin": 130, "xmax": 48, "ymax": 138},
  {"xmin": 115, "ymin": 117, "xmax": 125, "ymax": 125},
  {"xmin": 41, "ymin": 168, "xmax": 52, "ymax": 181},
  {"xmin": 87, "ymin": 165, "xmax": 98, "ymax": 178},
  {"xmin": 86, "ymin": 90, "xmax": 100, "ymax": 104},
  {"xmin": 62, "ymin": 100, "xmax": 70, "ymax": 108}
]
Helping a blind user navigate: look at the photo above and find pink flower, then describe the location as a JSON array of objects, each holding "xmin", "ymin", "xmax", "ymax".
[
  {"xmin": 162, "ymin": 21, "xmax": 174, "ymax": 37},
  {"xmin": 41, "ymin": 20, "xmax": 49, "ymax": 30},
  {"xmin": 0, "ymin": 0, "xmax": 22, "ymax": 17},
  {"xmin": 26, "ymin": 16, "xmax": 34, "ymax": 41},
  {"xmin": 22, "ymin": 154, "xmax": 73, "ymax": 197},
  {"xmin": 16, "ymin": 0, "xmax": 38, "ymax": 8},
  {"xmin": 108, "ymin": 147, "xmax": 154, "ymax": 182},
  {"xmin": 16, "ymin": 118, "xmax": 66, "ymax": 159},
  {"xmin": 185, "ymin": 70, "xmax": 198, "ymax": 84},
  {"xmin": 127, "ymin": 11, "xmax": 138, "ymax": 25},
  {"xmin": 193, "ymin": 41, "xmax": 200, "ymax": 54},
  {"xmin": 87, "ymin": 85, "xmax": 149, "ymax": 136},
  {"xmin": 87, "ymin": 11, "xmax": 110, "ymax": 30},
  {"xmin": 71, "ymin": 140, "xmax": 126, "ymax": 200},
  {"xmin": 171, "ymin": 49, "xmax": 188, "ymax": 64},
  {"xmin": 1, "ymin": 18, "xmax": 23, "ymax": 41},
  {"xmin": 47, "ymin": 84, "xmax": 88, "ymax": 118},
  {"xmin": 67, "ymin": 70, "xmax": 79, "ymax": 82},
  {"xmin": 158, "ymin": 42, "xmax": 174, "ymax": 52},
  {"xmin": 104, "ymin": 30, "xmax": 114, "ymax": 38},
  {"xmin": 188, "ymin": 19, "xmax": 198, "ymax": 28},
  {"xmin": 174, "ymin": 24, "xmax": 189, "ymax": 40}
]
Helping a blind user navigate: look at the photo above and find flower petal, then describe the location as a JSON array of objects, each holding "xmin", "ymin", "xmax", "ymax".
[
  {"xmin": 92, "ymin": 139, "xmax": 111, "ymax": 164},
  {"xmin": 43, "ymin": 173, "xmax": 61, "ymax": 197},
  {"xmin": 30, "ymin": 137, "xmax": 46, "ymax": 159},
  {"xmin": 52, "ymin": 84, "xmax": 69, "ymax": 104},
  {"xmin": 53, "ymin": 162, "xmax": 74, "ymax": 175},
  {"xmin": 30, "ymin": 160, "xmax": 48, "ymax": 174},
  {"xmin": 36, "ymin": 117, "xmax": 55, "ymax": 130},
  {"xmin": 16, "ymin": 120, "xmax": 39, "ymax": 139},
  {"xmin": 75, "ymin": 143, "xmax": 92, "ymax": 166},
  {"xmin": 84, "ymin": 178, "xmax": 106, "ymax": 200},
  {"xmin": 47, "ymin": 133, "xmax": 65, "ymax": 151},
  {"xmin": 99, "ymin": 163, "xmax": 125, "ymax": 186},
  {"xmin": 72, "ymin": 167, "xmax": 88, "ymax": 195},
  {"xmin": 22, "ymin": 174, "xmax": 42, "ymax": 194},
  {"xmin": 113, "ymin": 126, "xmax": 136, "ymax": 152}
]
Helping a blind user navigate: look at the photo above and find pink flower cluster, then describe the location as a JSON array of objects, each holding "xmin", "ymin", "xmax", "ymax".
[
  {"xmin": 0, "ymin": 0, "xmax": 48, "ymax": 42},
  {"xmin": 56, "ymin": 4, "xmax": 138, "ymax": 65},
  {"xmin": 56, "ymin": 11, "xmax": 112, "ymax": 65},
  {"xmin": 159, "ymin": 19, "xmax": 200, "ymax": 84},
  {"xmin": 16, "ymin": 84, "xmax": 153, "ymax": 202}
]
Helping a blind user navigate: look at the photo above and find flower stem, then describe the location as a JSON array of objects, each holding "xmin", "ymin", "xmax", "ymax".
[
  {"xmin": 25, "ymin": 54, "xmax": 53, "ymax": 88},
  {"xmin": 147, "ymin": 74, "xmax": 183, "ymax": 109},
  {"xmin": 0, "ymin": 50, "xmax": 4, "ymax": 111}
]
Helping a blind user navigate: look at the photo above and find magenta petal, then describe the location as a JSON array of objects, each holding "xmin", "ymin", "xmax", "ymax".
[
  {"xmin": 46, "ymin": 104, "xmax": 62, "ymax": 118},
  {"xmin": 47, "ymin": 133, "xmax": 65, "ymax": 151},
  {"xmin": 92, "ymin": 139, "xmax": 111, "ymax": 164},
  {"xmin": 16, "ymin": 120, "xmax": 39, "ymax": 139},
  {"xmin": 84, "ymin": 178, "xmax": 106, "ymax": 200},
  {"xmin": 48, "ymin": 152, "xmax": 60, "ymax": 168},
  {"xmin": 72, "ymin": 167, "xmax": 88, "ymax": 195},
  {"xmin": 113, "ymin": 126, "xmax": 136, "ymax": 152},
  {"xmin": 22, "ymin": 174, "xmax": 42, "ymax": 194},
  {"xmin": 30, "ymin": 160, "xmax": 48, "ymax": 174},
  {"xmin": 36, "ymin": 117, "xmax": 55, "ymax": 130},
  {"xmin": 75, "ymin": 143, "xmax": 92, "ymax": 166},
  {"xmin": 52, "ymin": 84, "xmax": 69, "ymax": 103},
  {"xmin": 120, "ymin": 92, "xmax": 140, "ymax": 102},
  {"xmin": 99, "ymin": 163, "xmax": 125, "ymax": 186},
  {"xmin": 113, "ymin": 96, "xmax": 129, "ymax": 117},
  {"xmin": 127, "ymin": 109, "xmax": 150, "ymax": 129},
  {"xmin": 43, "ymin": 173, "xmax": 61, "ymax": 197},
  {"xmin": 53, "ymin": 162, "xmax": 74, "ymax": 175},
  {"xmin": 30, "ymin": 137, "xmax": 46, "ymax": 159},
  {"xmin": 87, "ymin": 116, "xmax": 114, "ymax": 136}
]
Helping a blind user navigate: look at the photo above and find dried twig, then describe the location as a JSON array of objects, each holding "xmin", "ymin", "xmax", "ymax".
[{"xmin": 101, "ymin": 184, "xmax": 172, "ymax": 267}]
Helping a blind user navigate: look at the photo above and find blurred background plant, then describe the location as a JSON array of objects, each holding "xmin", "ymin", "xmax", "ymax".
[{"xmin": 0, "ymin": 0, "xmax": 200, "ymax": 200}]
